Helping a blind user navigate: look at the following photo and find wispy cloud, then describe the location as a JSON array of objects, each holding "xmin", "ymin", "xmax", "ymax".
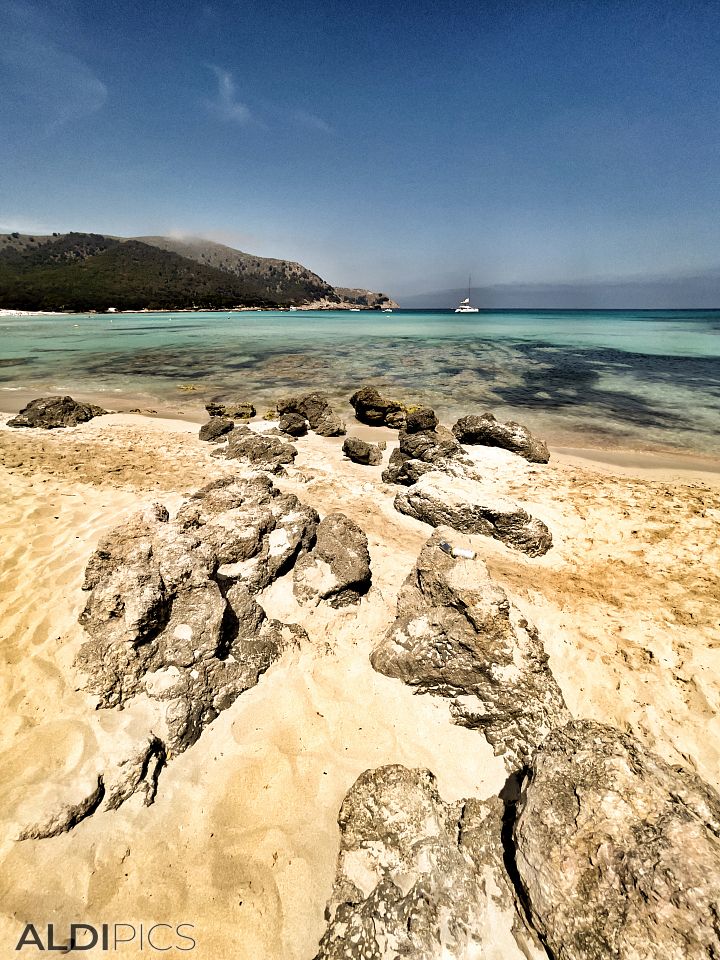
[
  {"xmin": 293, "ymin": 109, "xmax": 332, "ymax": 134},
  {"xmin": 204, "ymin": 65, "xmax": 251, "ymax": 124},
  {"xmin": 0, "ymin": 1, "xmax": 107, "ymax": 136}
]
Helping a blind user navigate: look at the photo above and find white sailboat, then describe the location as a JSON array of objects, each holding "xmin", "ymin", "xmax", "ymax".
[{"xmin": 454, "ymin": 276, "xmax": 479, "ymax": 313}]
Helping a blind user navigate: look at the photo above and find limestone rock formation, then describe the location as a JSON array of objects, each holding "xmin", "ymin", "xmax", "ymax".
[
  {"xmin": 213, "ymin": 426, "xmax": 298, "ymax": 473},
  {"xmin": 372, "ymin": 530, "xmax": 569, "ymax": 767},
  {"xmin": 7, "ymin": 395, "xmax": 107, "ymax": 429},
  {"xmin": 405, "ymin": 406, "xmax": 438, "ymax": 433},
  {"xmin": 75, "ymin": 477, "xmax": 316, "ymax": 755},
  {"xmin": 350, "ymin": 385, "xmax": 408, "ymax": 429},
  {"xmin": 277, "ymin": 392, "xmax": 346, "ymax": 437},
  {"xmin": 294, "ymin": 512, "xmax": 371, "ymax": 607},
  {"xmin": 314, "ymin": 764, "xmax": 544, "ymax": 960},
  {"xmin": 205, "ymin": 400, "xmax": 255, "ymax": 419},
  {"xmin": 342, "ymin": 436, "xmax": 383, "ymax": 466},
  {"xmin": 515, "ymin": 719, "xmax": 720, "ymax": 960},
  {"xmin": 452, "ymin": 413, "xmax": 550, "ymax": 464},
  {"xmin": 278, "ymin": 411, "xmax": 308, "ymax": 437},
  {"xmin": 382, "ymin": 424, "xmax": 470, "ymax": 485},
  {"xmin": 394, "ymin": 472, "xmax": 553, "ymax": 556},
  {"xmin": 198, "ymin": 416, "xmax": 234, "ymax": 442}
]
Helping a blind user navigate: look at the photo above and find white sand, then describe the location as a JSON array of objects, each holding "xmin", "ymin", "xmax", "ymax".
[{"xmin": 0, "ymin": 413, "xmax": 718, "ymax": 958}]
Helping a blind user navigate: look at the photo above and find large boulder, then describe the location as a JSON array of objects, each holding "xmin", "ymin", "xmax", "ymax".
[
  {"xmin": 342, "ymin": 436, "xmax": 383, "ymax": 466},
  {"xmin": 350, "ymin": 385, "xmax": 408, "ymax": 429},
  {"xmin": 198, "ymin": 416, "xmax": 234, "ymax": 442},
  {"xmin": 514, "ymin": 720, "xmax": 720, "ymax": 960},
  {"xmin": 394, "ymin": 472, "xmax": 553, "ymax": 557},
  {"xmin": 213, "ymin": 426, "xmax": 297, "ymax": 473},
  {"xmin": 452, "ymin": 413, "xmax": 550, "ymax": 463},
  {"xmin": 277, "ymin": 392, "xmax": 345, "ymax": 437},
  {"xmin": 205, "ymin": 400, "xmax": 255, "ymax": 419},
  {"xmin": 371, "ymin": 529, "xmax": 569, "ymax": 768},
  {"xmin": 7, "ymin": 395, "xmax": 107, "ymax": 429},
  {"xmin": 314, "ymin": 764, "xmax": 544, "ymax": 960},
  {"xmin": 294, "ymin": 512, "xmax": 371, "ymax": 607}
]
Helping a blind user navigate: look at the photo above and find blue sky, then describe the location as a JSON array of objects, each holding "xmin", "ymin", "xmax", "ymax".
[{"xmin": 1, "ymin": 0, "xmax": 720, "ymax": 301}]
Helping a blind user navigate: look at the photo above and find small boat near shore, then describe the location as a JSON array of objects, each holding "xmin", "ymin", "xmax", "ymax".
[{"xmin": 455, "ymin": 276, "xmax": 479, "ymax": 313}]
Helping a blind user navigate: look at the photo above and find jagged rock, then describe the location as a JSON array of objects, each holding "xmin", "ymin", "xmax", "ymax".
[
  {"xmin": 104, "ymin": 737, "xmax": 167, "ymax": 810},
  {"xmin": 371, "ymin": 530, "xmax": 569, "ymax": 767},
  {"xmin": 205, "ymin": 400, "xmax": 255, "ymax": 419},
  {"xmin": 405, "ymin": 406, "xmax": 438, "ymax": 433},
  {"xmin": 342, "ymin": 436, "xmax": 383, "ymax": 466},
  {"xmin": 349, "ymin": 385, "xmax": 407, "ymax": 428},
  {"xmin": 315, "ymin": 764, "xmax": 545, "ymax": 960},
  {"xmin": 198, "ymin": 416, "xmax": 234, "ymax": 442},
  {"xmin": 213, "ymin": 428, "xmax": 297, "ymax": 473},
  {"xmin": 75, "ymin": 477, "xmax": 316, "ymax": 757},
  {"xmin": 452, "ymin": 413, "xmax": 550, "ymax": 464},
  {"xmin": 278, "ymin": 411, "xmax": 308, "ymax": 437},
  {"xmin": 7, "ymin": 395, "xmax": 107, "ymax": 429},
  {"xmin": 19, "ymin": 776, "xmax": 106, "ymax": 840},
  {"xmin": 294, "ymin": 512, "xmax": 371, "ymax": 607},
  {"xmin": 277, "ymin": 392, "xmax": 345, "ymax": 437},
  {"xmin": 394, "ymin": 472, "xmax": 553, "ymax": 556},
  {"xmin": 382, "ymin": 424, "xmax": 470, "ymax": 484},
  {"xmin": 514, "ymin": 720, "xmax": 720, "ymax": 960}
]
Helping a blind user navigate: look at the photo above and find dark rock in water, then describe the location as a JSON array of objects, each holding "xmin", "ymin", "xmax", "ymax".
[
  {"xmin": 314, "ymin": 764, "xmax": 544, "ymax": 960},
  {"xmin": 515, "ymin": 720, "xmax": 720, "ymax": 960},
  {"xmin": 394, "ymin": 472, "xmax": 553, "ymax": 556},
  {"xmin": 342, "ymin": 435, "xmax": 383, "ymax": 466},
  {"xmin": 382, "ymin": 424, "xmax": 469, "ymax": 484},
  {"xmin": 371, "ymin": 529, "xmax": 569, "ymax": 767},
  {"xmin": 278, "ymin": 411, "xmax": 308, "ymax": 437},
  {"xmin": 205, "ymin": 400, "xmax": 255, "ymax": 419},
  {"xmin": 213, "ymin": 428, "xmax": 297, "ymax": 473},
  {"xmin": 294, "ymin": 511, "xmax": 371, "ymax": 607},
  {"xmin": 7, "ymin": 395, "xmax": 107, "ymax": 429},
  {"xmin": 277, "ymin": 391, "xmax": 345, "ymax": 437},
  {"xmin": 349, "ymin": 384, "xmax": 407, "ymax": 428},
  {"xmin": 452, "ymin": 413, "xmax": 550, "ymax": 463},
  {"xmin": 75, "ymin": 477, "xmax": 316, "ymax": 757},
  {"xmin": 405, "ymin": 406, "xmax": 438, "ymax": 434},
  {"xmin": 198, "ymin": 416, "xmax": 234, "ymax": 442}
]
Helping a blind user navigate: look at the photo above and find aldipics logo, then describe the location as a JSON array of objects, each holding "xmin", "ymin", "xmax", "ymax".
[{"xmin": 15, "ymin": 923, "xmax": 196, "ymax": 952}]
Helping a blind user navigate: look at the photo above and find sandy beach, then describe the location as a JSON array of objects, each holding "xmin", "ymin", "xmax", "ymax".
[{"xmin": 0, "ymin": 408, "xmax": 719, "ymax": 958}]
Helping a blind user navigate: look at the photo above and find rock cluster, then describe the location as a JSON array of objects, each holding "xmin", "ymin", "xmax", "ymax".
[
  {"xmin": 514, "ymin": 720, "xmax": 720, "ymax": 960},
  {"xmin": 276, "ymin": 392, "xmax": 345, "ymax": 437},
  {"xmin": 342, "ymin": 436, "xmax": 383, "ymax": 466},
  {"xmin": 394, "ymin": 473, "xmax": 553, "ymax": 556},
  {"xmin": 372, "ymin": 529, "xmax": 568, "ymax": 767},
  {"xmin": 198, "ymin": 416, "xmax": 234, "ymax": 442},
  {"xmin": 293, "ymin": 512, "xmax": 371, "ymax": 607},
  {"xmin": 453, "ymin": 413, "xmax": 549, "ymax": 463},
  {"xmin": 350, "ymin": 385, "xmax": 408, "ymax": 429},
  {"xmin": 382, "ymin": 421, "xmax": 469, "ymax": 485},
  {"xmin": 205, "ymin": 400, "xmax": 255, "ymax": 419},
  {"xmin": 7, "ymin": 395, "xmax": 107, "ymax": 429},
  {"xmin": 212, "ymin": 425, "xmax": 298, "ymax": 473}
]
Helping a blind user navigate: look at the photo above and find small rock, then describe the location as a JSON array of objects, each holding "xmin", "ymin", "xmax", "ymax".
[
  {"xmin": 405, "ymin": 406, "xmax": 438, "ymax": 433},
  {"xmin": 214, "ymin": 429, "xmax": 297, "ymax": 473},
  {"xmin": 349, "ymin": 384, "xmax": 407, "ymax": 428},
  {"xmin": 452, "ymin": 413, "xmax": 549, "ymax": 463},
  {"xmin": 198, "ymin": 417, "xmax": 234, "ymax": 442},
  {"xmin": 342, "ymin": 436, "xmax": 383, "ymax": 466},
  {"xmin": 294, "ymin": 512, "xmax": 371, "ymax": 607},
  {"xmin": 278, "ymin": 412, "xmax": 308, "ymax": 437},
  {"xmin": 277, "ymin": 392, "xmax": 345, "ymax": 437},
  {"xmin": 205, "ymin": 400, "xmax": 256, "ymax": 419},
  {"xmin": 7, "ymin": 396, "xmax": 107, "ymax": 429}
]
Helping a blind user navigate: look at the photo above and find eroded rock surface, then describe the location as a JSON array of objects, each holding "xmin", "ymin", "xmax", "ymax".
[
  {"xmin": 515, "ymin": 719, "xmax": 720, "ymax": 960},
  {"xmin": 315, "ymin": 764, "xmax": 544, "ymax": 960},
  {"xmin": 342, "ymin": 436, "xmax": 383, "ymax": 466},
  {"xmin": 453, "ymin": 413, "xmax": 550, "ymax": 464},
  {"xmin": 294, "ymin": 511, "xmax": 371, "ymax": 607},
  {"xmin": 372, "ymin": 529, "xmax": 569, "ymax": 767},
  {"xmin": 205, "ymin": 400, "xmax": 255, "ymax": 419},
  {"xmin": 278, "ymin": 411, "xmax": 308, "ymax": 437},
  {"xmin": 198, "ymin": 416, "xmax": 234, "ymax": 442},
  {"xmin": 75, "ymin": 476, "xmax": 316, "ymax": 756},
  {"xmin": 7, "ymin": 395, "xmax": 107, "ymax": 429},
  {"xmin": 349, "ymin": 385, "xmax": 408, "ymax": 429},
  {"xmin": 382, "ymin": 424, "xmax": 470, "ymax": 485},
  {"xmin": 213, "ymin": 426, "xmax": 298, "ymax": 473},
  {"xmin": 394, "ymin": 472, "xmax": 553, "ymax": 556},
  {"xmin": 277, "ymin": 392, "xmax": 345, "ymax": 437}
]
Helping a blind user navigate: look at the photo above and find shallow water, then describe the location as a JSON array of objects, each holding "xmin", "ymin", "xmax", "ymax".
[{"xmin": 1, "ymin": 309, "xmax": 719, "ymax": 455}]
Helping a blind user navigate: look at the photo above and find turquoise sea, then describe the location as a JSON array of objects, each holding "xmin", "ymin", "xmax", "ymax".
[{"xmin": 1, "ymin": 309, "xmax": 719, "ymax": 456}]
